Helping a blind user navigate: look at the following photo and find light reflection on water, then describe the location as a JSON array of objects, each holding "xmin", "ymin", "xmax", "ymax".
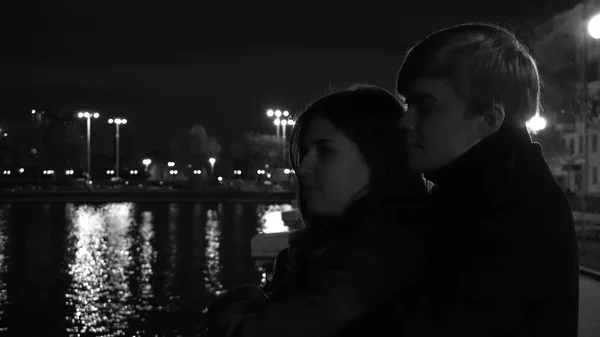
[
  {"xmin": 204, "ymin": 207, "xmax": 224, "ymax": 296},
  {"xmin": 136, "ymin": 211, "xmax": 155, "ymax": 321},
  {"xmin": 0, "ymin": 205, "xmax": 8, "ymax": 332},
  {"xmin": 0, "ymin": 201, "xmax": 293, "ymax": 336},
  {"xmin": 165, "ymin": 203, "xmax": 180, "ymax": 312},
  {"xmin": 65, "ymin": 203, "xmax": 134, "ymax": 336}
]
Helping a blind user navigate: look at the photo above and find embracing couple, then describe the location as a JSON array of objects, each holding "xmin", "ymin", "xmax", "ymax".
[{"xmin": 206, "ymin": 23, "xmax": 579, "ymax": 337}]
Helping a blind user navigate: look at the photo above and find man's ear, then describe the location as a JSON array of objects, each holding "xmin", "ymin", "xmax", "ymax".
[{"xmin": 475, "ymin": 104, "xmax": 505, "ymax": 137}]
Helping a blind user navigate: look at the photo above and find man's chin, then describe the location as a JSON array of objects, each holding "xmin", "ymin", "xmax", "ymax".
[{"xmin": 408, "ymin": 158, "xmax": 427, "ymax": 172}]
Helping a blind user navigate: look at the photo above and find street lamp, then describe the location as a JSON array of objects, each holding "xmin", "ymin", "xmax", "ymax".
[
  {"xmin": 280, "ymin": 115, "xmax": 294, "ymax": 166},
  {"xmin": 77, "ymin": 111, "xmax": 100, "ymax": 177},
  {"xmin": 142, "ymin": 158, "xmax": 152, "ymax": 171},
  {"xmin": 108, "ymin": 117, "xmax": 127, "ymax": 179},
  {"xmin": 266, "ymin": 108, "xmax": 294, "ymax": 167},
  {"xmin": 526, "ymin": 112, "xmax": 547, "ymax": 134},
  {"xmin": 588, "ymin": 14, "xmax": 600, "ymax": 39},
  {"xmin": 209, "ymin": 157, "xmax": 216, "ymax": 178},
  {"xmin": 266, "ymin": 109, "xmax": 282, "ymax": 139},
  {"xmin": 280, "ymin": 117, "xmax": 295, "ymax": 140},
  {"xmin": 266, "ymin": 109, "xmax": 292, "ymax": 139}
]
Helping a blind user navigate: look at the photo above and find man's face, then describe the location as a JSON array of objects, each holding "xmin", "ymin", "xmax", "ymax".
[{"xmin": 399, "ymin": 78, "xmax": 482, "ymax": 172}]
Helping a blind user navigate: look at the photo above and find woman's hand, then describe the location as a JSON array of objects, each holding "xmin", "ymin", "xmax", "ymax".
[{"xmin": 205, "ymin": 286, "xmax": 268, "ymax": 337}]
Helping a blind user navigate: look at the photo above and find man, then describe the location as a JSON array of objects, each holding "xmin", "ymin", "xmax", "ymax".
[{"xmin": 396, "ymin": 23, "xmax": 579, "ymax": 336}]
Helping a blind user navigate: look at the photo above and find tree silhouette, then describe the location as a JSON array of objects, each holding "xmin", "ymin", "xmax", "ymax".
[
  {"xmin": 40, "ymin": 122, "xmax": 86, "ymax": 171},
  {"xmin": 230, "ymin": 132, "xmax": 285, "ymax": 172},
  {"xmin": 170, "ymin": 124, "xmax": 221, "ymax": 169},
  {"xmin": 532, "ymin": 31, "xmax": 583, "ymax": 117}
]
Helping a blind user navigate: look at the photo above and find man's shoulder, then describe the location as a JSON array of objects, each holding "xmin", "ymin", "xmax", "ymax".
[{"xmin": 509, "ymin": 147, "xmax": 570, "ymax": 209}]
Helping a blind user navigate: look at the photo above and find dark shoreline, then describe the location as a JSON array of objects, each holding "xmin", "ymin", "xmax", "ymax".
[{"xmin": 0, "ymin": 190, "xmax": 295, "ymax": 203}]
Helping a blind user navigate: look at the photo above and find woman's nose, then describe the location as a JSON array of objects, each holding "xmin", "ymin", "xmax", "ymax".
[
  {"xmin": 296, "ymin": 163, "xmax": 312, "ymax": 178},
  {"xmin": 297, "ymin": 154, "xmax": 315, "ymax": 177}
]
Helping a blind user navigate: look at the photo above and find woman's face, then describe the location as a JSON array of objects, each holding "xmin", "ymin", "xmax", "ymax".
[{"xmin": 297, "ymin": 116, "xmax": 370, "ymax": 217}]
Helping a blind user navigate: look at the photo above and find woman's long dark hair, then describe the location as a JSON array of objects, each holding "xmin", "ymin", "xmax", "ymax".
[{"xmin": 288, "ymin": 84, "xmax": 429, "ymax": 235}]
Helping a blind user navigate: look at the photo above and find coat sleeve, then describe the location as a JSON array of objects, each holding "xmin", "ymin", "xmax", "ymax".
[
  {"xmin": 262, "ymin": 248, "xmax": 294, "ymax": 299},
  {"xmin": 228, "ymin": 225, "xmax": 426, "ymax": 337}
]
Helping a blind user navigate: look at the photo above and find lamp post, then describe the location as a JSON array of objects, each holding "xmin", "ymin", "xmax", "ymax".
[
  {"xmin": 280, "ymin": 112, "xmax": 295, "ymax": 167},
  {"xmin": 77, "ymin": 111, "xmax": 100, "ymax": 177},
  {"xmin": 266, "ymin": 109, "xmax": 282, "ymax": 139},
  {"xmin": 266, "ymin": 109, "xmax": 294, "ymax": 167},
  {"xmin": 108, "ymin": 118, "xmax": 127, "ymax": 179},
  {"xmin": 209, "ymin": 157, "xmax": 216, "ymax": 178},
  {"xmin": 142, "ymin": 158, "xmax": 152, "ymax": 170}
]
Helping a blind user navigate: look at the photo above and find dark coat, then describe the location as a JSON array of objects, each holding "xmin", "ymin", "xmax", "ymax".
[
  {"xmin": 412, "ymin": 126, "xmax": 579, "ymax": 337},
  {"xmin": 222, "ymin": 219, "xmax": 428, "ymax": 337}
]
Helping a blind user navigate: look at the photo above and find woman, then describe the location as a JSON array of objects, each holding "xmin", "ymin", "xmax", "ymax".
[{"xmin": 207, "ymin": 84, "xmax": 430, "ymax": 337}]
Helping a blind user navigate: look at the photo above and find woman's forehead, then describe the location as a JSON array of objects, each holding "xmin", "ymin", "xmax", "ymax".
[{"xmin": 303, "ymin": 117, "xmax": 340, "ymax": 141}]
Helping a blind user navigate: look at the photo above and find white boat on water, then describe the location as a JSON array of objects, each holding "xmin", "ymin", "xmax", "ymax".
[{"xmin": 251, "ymin": 209, "xmax": 301, "ymax": 267}]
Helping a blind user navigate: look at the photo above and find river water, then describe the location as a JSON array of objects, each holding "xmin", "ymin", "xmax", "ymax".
[{"xmin": 0, "ymin": 201, "xmax": 292, "ymax": 336}]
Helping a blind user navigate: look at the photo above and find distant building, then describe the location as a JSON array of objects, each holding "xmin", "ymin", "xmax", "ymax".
[{"xmin": 532, "ymin": 0, "xmax": 600, "ymax": 194}]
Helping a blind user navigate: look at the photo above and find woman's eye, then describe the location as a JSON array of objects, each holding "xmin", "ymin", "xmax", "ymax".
[{"xmin": 317, "ymin": 147, "xmax": 335, "ymax": 156}]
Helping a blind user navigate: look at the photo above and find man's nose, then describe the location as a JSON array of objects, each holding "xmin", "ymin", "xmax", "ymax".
[{"xmin": 399, "ymin": 106, "xmax": 418, "ymax": 130}]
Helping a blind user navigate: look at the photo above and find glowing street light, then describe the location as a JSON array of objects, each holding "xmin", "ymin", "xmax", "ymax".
[
  {"xmin": 588, "ymin": 14, "xmax": 600, "ymax": 39},
  {"xmin": 209, "ymin": 157, "xmax": 216, "ymax": 177},
  {"xmin": 525, "ymin": 112, "xmax": 547, "ymax": 134},
  {"xmin": 266, "ymin": 108, "xmax": 293, "ymax": 167},
  {"xmin": 108, "ymin": 117, "xmax": 128, "ymax": 179},
  {"xmin": 266, "ymin": 109, "xmax": 290, "ymax": 140},
  {"xmin": 77, "ymin": 111, "xmax": 100, "ymax": 176}
]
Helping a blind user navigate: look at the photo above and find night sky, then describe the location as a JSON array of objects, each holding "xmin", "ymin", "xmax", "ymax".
[{"xmin": 2, "ymin": 0, "xmax": 578, "ymax": 160}]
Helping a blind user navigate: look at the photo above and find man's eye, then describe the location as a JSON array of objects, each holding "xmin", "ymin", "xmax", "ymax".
[{"xmin": 317, "ymin": 147, "xmax": 334, "ymax": 156}]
